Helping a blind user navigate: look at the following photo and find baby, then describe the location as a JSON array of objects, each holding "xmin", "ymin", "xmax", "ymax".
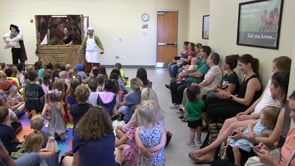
[
  {"xmin": 3, "ymin": 32, "xmax": 18, "ymax": 49},
  {"xmin": 176, "ymin": 57, "xmax": 198, "ymax": 84}
]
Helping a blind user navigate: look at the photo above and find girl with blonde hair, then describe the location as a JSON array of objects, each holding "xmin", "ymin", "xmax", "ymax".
[
  {"xmin": 18, "ymin": 131, "xmax": 57, "ymax": 165},
  {"xmin": 135, "ymin": 100, "xmax": 166, "ymax": 166}
]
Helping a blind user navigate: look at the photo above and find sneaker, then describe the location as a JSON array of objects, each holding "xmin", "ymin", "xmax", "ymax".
[
  {"xmin": 170, "ymin": 104, "xmax": 179, "ymax": 110},
  {"xmin": 28, "ymin": 110, "xmax": 37, "ymax": 119},
  {"xmin": 196, "ymin": 138, "xmax": 202, "ymax": 144},
  {"xmin": 165, "ymin": 84, "xmax": 170, "ymax": 89},
  {"xmin": 176, "ymin": 108, "xmax": 184, "ymax": 114},
  {"xmin": 165, "ymin": 131, "xmax": 173, "ymax": 147},
  {"xmin": 180, "ymin": 117, "xmax": 188, "ymax": 122},
  {"xmin": 185, "ymin": 142, "xmax": 196, "ymax": 147}
]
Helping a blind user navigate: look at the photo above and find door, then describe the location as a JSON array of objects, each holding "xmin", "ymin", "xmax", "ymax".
[{"xmin": 156, "ymin": 11, "xmax": 178, "ymax": 65}]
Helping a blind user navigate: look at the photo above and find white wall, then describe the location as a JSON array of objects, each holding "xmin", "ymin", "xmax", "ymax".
[
  {"xmin": 289, "ymin": 37, "xmax": 295, "ymax": 96},
  {"xmin": 188, "ymin": 0, "xmax": 210, "ymax": 45},
  {"xmin": 189, "ymin": 0, "xmax": 295, "ymax": 89},
  {"xmin": 210, "ymin": 0, "xmax": 295, "ymax": 87},
  {"xmin": 1, "ymin": 0, "xmax": 294, "ymax": 91},
  {"xmin": 0, "ymin": 0, "xmax": 189, "ymax": 66}
]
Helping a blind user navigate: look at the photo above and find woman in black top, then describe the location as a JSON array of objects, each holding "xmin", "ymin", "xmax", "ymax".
[
  {"xmin": 62, "ymin": 27, "xmax": 73, "ymax": 46},
  {"xmin": 192, "ymin": 54, "xmax": 263, "ymax": 163}
]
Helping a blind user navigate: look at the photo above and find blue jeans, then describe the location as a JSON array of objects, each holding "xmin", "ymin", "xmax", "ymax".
[
  {"xmin": 168, "ymin": 62, "xmax": 178, "ymax": 78},
  {"xmin": 177, "ymin": 67, "xmax": 184, "ymax": 74},
  {"xmin": 14, "ymin": 152, "xmax": 41, "ymax": 166},
  {"xmin": 14, "ymin": 109, "xmax": 24, "ymax": 118}
]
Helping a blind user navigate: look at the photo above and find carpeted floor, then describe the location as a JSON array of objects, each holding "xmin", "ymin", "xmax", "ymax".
[{"xmin": 17, "ymin": 113, "xmax": 73, "ymax": 157}]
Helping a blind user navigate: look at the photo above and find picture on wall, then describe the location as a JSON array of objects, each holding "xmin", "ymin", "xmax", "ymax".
[
  {"xmin": 202, "ymin": 15, "xmax": 209, "ymax": 39},
  {"xmin": 236, "ymin": 0, "xmax": 284, "ymax": 49}
]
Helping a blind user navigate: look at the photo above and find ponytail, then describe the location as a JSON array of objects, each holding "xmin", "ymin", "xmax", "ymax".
[
  {"xmin": 252, "ymin": 57, "xmax": 259, "ymax": 78},
  {"xmin": 225, "ymin": 54, "xmax": 239, "ymax": 70}
]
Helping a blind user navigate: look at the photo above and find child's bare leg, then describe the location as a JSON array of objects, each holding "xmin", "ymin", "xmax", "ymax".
[
  {"xmin": 189, "ymin": 120, "xmax": 248, "ymax": 158},
  {"xmin": 232, "ymin": 145, "xmax": 241, "ymax": 166},
  {"xmin": 114, "ymin": 148, "xmax": 123, "ymax": 165},
  {"xmin": 112, "ymin": 106, "xmax": 119, "ymax": 115},
  {"xmin": 61, "ymin": 156, "xmax": 73, "ymax": 166},
  {"xmin": 218, "ymin": 117, "xmax": 238, "ymax": 134},
  {"xmin": 196, "ymin": 126, "xmax": 202, "ymax": 143},
  {"xmin": 202, "ymin": 112, "xmax": 208, "ymax": 127},
  {"xmin": 221, "ymin": 147, "xmax": 227, "ymax": 159},
  {"xmin": 188, "ymin": 128, "xmax": 196, "ymax": 145},
  {"xmin": 221, "ymin": 138, "xmax": 230, "ymax": 159}
]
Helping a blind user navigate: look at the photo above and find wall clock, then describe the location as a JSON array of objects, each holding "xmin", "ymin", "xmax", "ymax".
[{"xmin": 141, "ymin": 13, "xmax": 149, "ymax": 22}]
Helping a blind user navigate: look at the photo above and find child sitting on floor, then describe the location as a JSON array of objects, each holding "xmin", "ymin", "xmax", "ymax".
[
  {"xmin": 115, "ymin": 127, "xmax": 138, "ymax": 166},
  {"xmin": 87, "ymin": 76, "xmax": 99, "ymax": 106},
  {"xmin": 70, "ymin": 84, "xmax": 93, "ymax": 129},
  {"xmin": 18, "ymin": 131, "xmax": 57, "ymax": 165},
  {"xmin": 113, "ymin": 78, "xmax": 143, "ymax": 123},
  {"xmin": 0, "ymin": 96, "xmax": 22, "ymax": 134},
  {"xmin": 110, "ymin": 69, "xmax": 126, "ymax": 92},
  {"xmin": 30, "ymin": 115, "xmax": 49, "ymax": 148},
  {"xmin": 97, "ymin": 79, "xmax": 117, "ymax": 117},
  {"xmin": 114, "ymin": 62, "xmax": 128, "ymax": 85},
  {"xmin": 0, "ymin": 71, "xmax": 17, "ymax": 93},
  {"xmin": 116, "ymin": 87, "xmax": 164, "ymax": 137},
  {"xmin": 24, "ymin": 70, "xmax": 45, "ymax": 119},
  {"xmin": 97, "ymin": 74, "xmax": 106, "ymax": 92},
  {"xmin": 76, "ymin": 64, "xmax": 87, "ymax": 82},
  {"xmin": 65, "ymin": 79, "xmax": 80, "ymax": 116},
  {"xmin": 0, "ymin": 106, "xmax": 19, "ymax": 154}
]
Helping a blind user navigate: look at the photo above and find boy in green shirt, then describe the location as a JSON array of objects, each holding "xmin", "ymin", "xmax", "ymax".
[{"xmin": 185, "ymin": 85, "xmax": 205, "ymax": 147}]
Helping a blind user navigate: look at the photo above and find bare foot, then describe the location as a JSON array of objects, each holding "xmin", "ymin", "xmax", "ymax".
[
  {"xmin": 188, "ymin": 150, "xmax": 204, "ymax": 159},
  {"xmin": 190, "ymin": 154, "xmax": 214, "ymax": 163},
  {"xmin": 195, "ymin": 154, "xmax": 214, "ymax": 161}
]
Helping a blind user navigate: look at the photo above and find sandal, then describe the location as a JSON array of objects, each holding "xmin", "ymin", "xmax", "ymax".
[
  {"xmin": 178, "ymin": 115, "xmax": 184, "ymax": 119},
  {"xmin": 180, "ymin": 117, "xmax": 188, "ymax": 122}
]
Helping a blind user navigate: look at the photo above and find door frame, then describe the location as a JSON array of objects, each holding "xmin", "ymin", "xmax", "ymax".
[{"xmin": 155, "ymin": 10, "xmax": 180, "ymax": 68}]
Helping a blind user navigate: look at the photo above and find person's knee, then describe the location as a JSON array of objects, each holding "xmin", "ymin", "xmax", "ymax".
[
  {"xmin": 228, "ymin": 122, "xmax": 238, "ymax": 131},
  {"xmin": 61, "ymin": 156, "xmax": 73, "ymax": 166},
  {"xmin": 170, "ymin": 81, "xmax": 177, "ymax": 89},
  {"xmin": 224, "ymin": 118, "xmax": 235, "ymax": 127},
  {"xmin": 190, "ymin": 128, "xmax": 196, "ymax": 132},
  {"xmin": 232, "ymin": 146, "xmax": 239, "ymax": 153},
  {"xmin": 177, "ymin": 85, "xmax": 186, "ymax": 94}
]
